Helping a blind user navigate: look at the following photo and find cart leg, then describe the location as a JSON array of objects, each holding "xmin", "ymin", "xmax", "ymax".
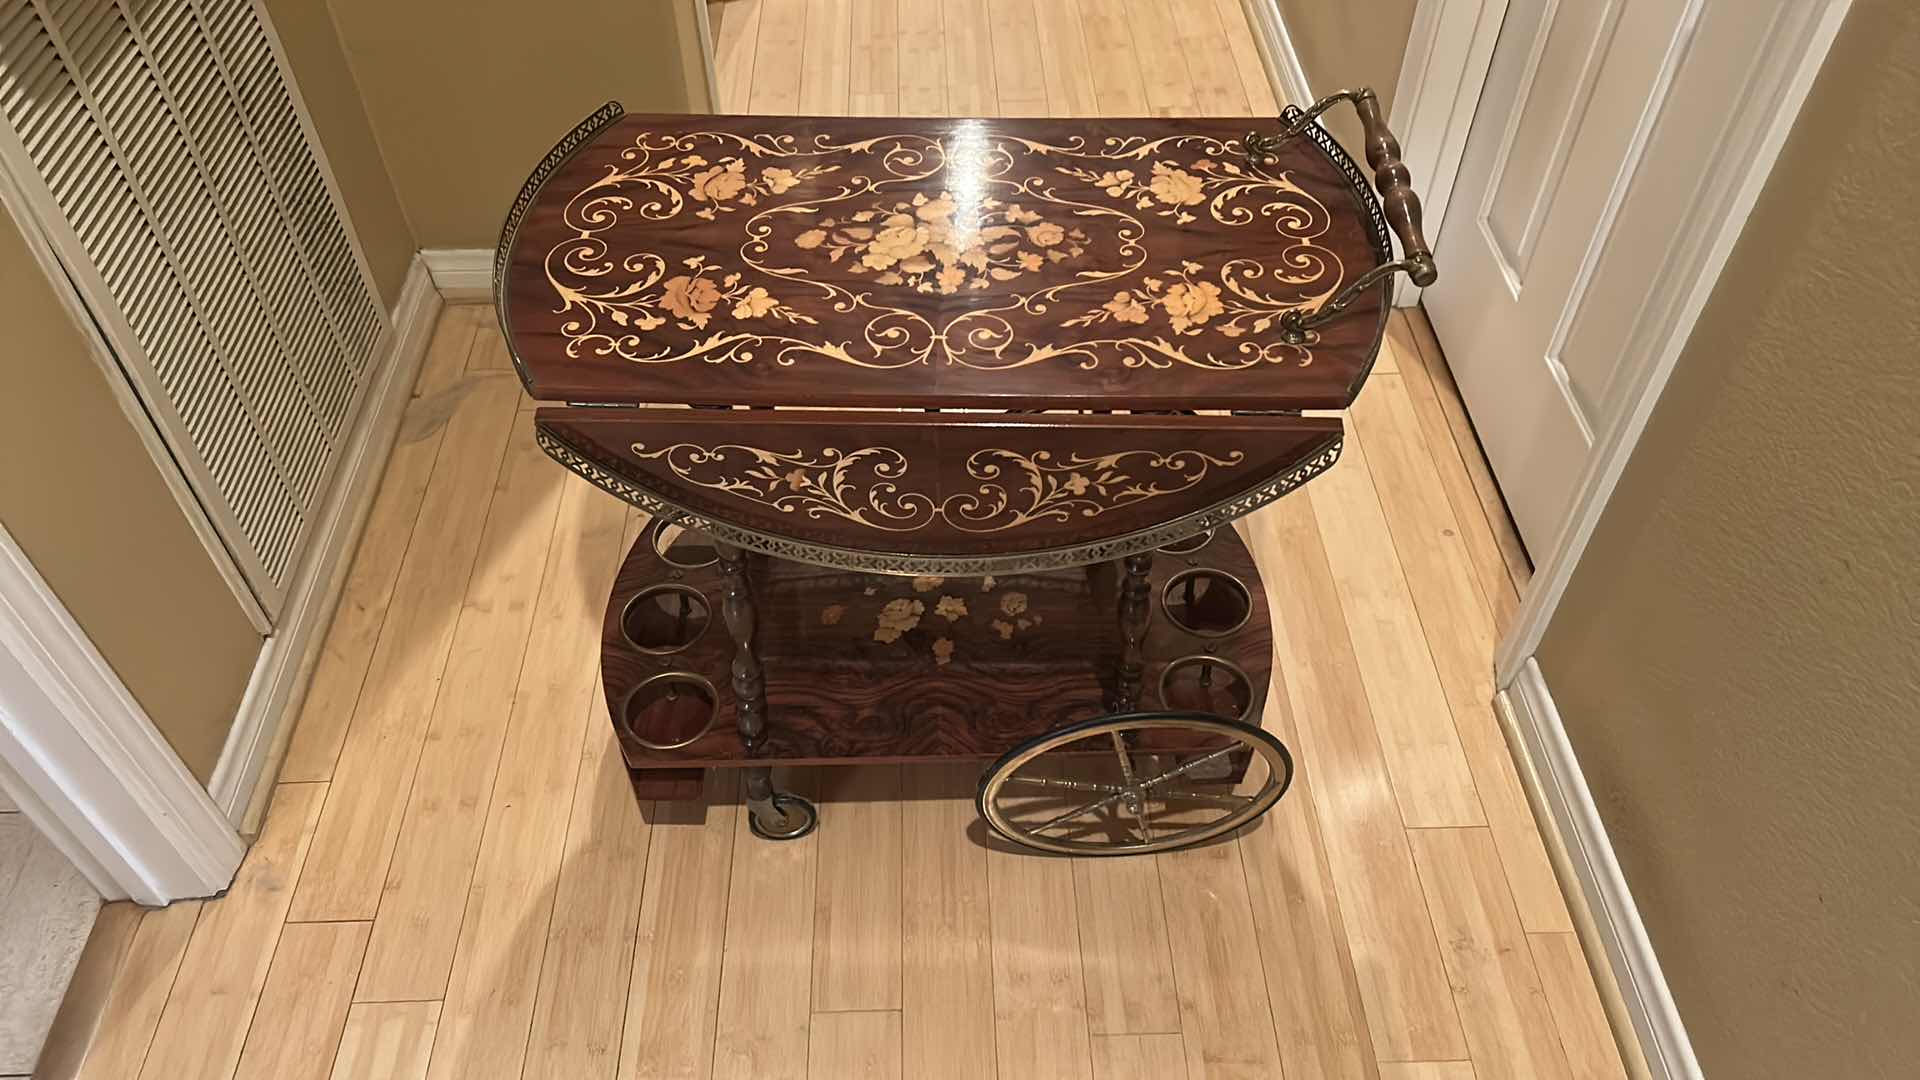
[
  {"xmin": 744, "ymin": 766, "xmax": 817, "ymax": 840},
  {"xmin": 1114, "ymin": 552, "xmax": 1154, "ymax": 711},
  {"xmin": 713, "ymin": 541, "xmax": 766, "ymax": 749}
]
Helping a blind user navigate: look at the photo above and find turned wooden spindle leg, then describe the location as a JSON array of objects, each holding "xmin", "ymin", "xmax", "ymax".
[
  {"xmin": 1114, "ymin": 552, "xmax": 1154, "ymax": 711},
  {"xmin": 713, "ymin": 541, "xmax": 766, "ymax": 749},
  {"xmin": 713, "ymin": 541, "xmax": 816, "ymax": 839}
]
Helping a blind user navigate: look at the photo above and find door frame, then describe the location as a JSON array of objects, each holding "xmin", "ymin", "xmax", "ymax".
[
  {"xmin": 1423, "ymin": 5, "xmax": 1853, "ymax": 1078},
  {"xmin": 1473, "ymin": 0, "xmax": 1853, "ymax": 688},
  {"xmin": 1218, "ymin": 6, "xmax": 1853, "ymax": 1079},
  {"xmin": 1241, "ymin": 0, "xmax": 1505, "ymax": 313},
  {"xmin": 0, "ymin": 524, "xmax": 245, "ymax": 906},
  {"xmin": 1393, "ymin": 0, "xmax": 1854, "ymax": 687},
  {"xmin": 692, "ymin": 0, "xmax": 723, "ymax": 112},
  {"xmin": 1402, "ymin": 10, "xmax": 1854, "ymax": 1077},
  {"xmin": 1389, "ymin": 0, "xmax": 1509, "ymax": 308}
]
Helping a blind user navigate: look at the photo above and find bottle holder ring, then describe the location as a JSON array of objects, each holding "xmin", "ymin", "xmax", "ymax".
[
  {"xmin": 1155, "ymin": 654, "xmax": 1258, "ymax": 725},
  {"xmin": 1160, "ymin": 568, "xmax": 1253, "ymax": 638},
  {"xmin": 619, "ymin": 671, "xmax": 720, "ymax": 751},
  {"xmin": 649, "ymin": 519, "xmax": 720, "ymax": 569},
  {"xmin": 620, "ymin": 584, "xmax": 712, "ymax": 655}
]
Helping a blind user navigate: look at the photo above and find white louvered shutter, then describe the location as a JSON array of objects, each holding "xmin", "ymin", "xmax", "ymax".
[{"xmin": 0, "ymin": 0, "xmax": 387, "ymax": 616}]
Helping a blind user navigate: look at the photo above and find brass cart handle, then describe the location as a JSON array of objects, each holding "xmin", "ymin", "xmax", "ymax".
[{"xmin": 1247, "ymin": 88, "xmax": 1437, "ymax": 344}]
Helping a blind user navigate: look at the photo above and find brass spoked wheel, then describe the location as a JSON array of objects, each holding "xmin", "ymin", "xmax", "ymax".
[{"xmin": 977, "ymin": 711, "xmax": 1294, "ymax": 856}]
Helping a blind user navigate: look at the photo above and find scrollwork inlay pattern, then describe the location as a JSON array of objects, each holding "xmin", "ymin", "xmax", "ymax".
[
  {"xmin": 629, "ymin": 442, "xmax": 1248, "ymax": 533},
  {"xmin": 538, "ymin": 125, "xmax": 1350, "ymax": 375},
  {"xmin": 535, "ymin": 424, "xmax": 1343, "ymax": 577}
]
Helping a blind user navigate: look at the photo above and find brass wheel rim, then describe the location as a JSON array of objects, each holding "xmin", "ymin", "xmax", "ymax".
[{"xmin": 977, "ymin": 711, "xmax": 1292, "ymax": 856}]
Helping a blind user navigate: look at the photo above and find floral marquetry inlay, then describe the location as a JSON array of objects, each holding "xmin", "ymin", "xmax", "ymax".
[
  {"xmin": 536, "ymin": 409, "xmax": 1345, "ymax": 569},
  {"xmin": 791, "ymin": 191, "xmax": 1093, "ymax": 297},
  {"xmin": 628, "ymin": 441, "xmax": 1248, "ymax": 534},
  {"xmin": 503, "ymin": 113, "xmax": 1392, "ymax": 411}
]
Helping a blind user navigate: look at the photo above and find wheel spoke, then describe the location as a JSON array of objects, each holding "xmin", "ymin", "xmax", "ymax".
[
  {"xmin": 1137, "ymin": 745, "xmax": 1238, "ymax": 789},
  {"xmin": 1002, "ymin": 773, "xmax": 1126, "ymax": 795},
  {"xmin": 1108, "ymin": 732, "xmax": 1139, "ymax": 785},
  {"xmin": 1104, "ymin": 731, "xmax": 1158, "ymax": 842},
  {"xmin": 1153, "ymin": 786, "xmax": 1257, "ymax": 807},
  {"xmin": 1035, "ymin": 791, "xmax": 1128, "ymax": 833}
]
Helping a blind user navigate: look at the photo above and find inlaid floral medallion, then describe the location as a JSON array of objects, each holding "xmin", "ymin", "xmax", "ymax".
[
  {"xmin": 502, "ymin": 115, "xmax": 1390, "ymax": 410},
  {"xmin": 790, "ymin": 191, "xmax": 1095, "ymax": 297}
]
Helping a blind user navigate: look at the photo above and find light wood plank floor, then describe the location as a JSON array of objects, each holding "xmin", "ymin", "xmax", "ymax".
[{"xmin": 46, "ymin": 2, "xmax": 1615, "ymax": 1078}]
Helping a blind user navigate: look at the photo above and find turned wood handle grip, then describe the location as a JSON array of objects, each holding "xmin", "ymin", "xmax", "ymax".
[{"xmin": 1352, "ymin": 89, "xmax": 1437, "ymax": 287}]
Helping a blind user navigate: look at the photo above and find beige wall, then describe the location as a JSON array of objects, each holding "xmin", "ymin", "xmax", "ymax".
[
  {"xmin": 1271, "ymin": 0, "xmax": 1417, "ymax": 149},
  {"xmin": 1535, "ymin": 4, "xmax": 1919, "ymax": 1076},
  {"xmin": 265, "ymin": 0, "xmax": 417, "ymax": 308},
  {"xmin": 0, "ymin": 203, "xmax": 263, "ymax": 784},
  {"xmin": 323, "ymin": 0, "xmax": 709, "ymax": 249},
  {"xmin": 0, "ymin": 1, "xmax": 421, "ymax": 787}
]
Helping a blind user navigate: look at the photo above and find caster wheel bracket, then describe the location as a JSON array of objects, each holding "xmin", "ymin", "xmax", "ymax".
[{"xmin": 747, "ymin": 792, "xmax": 818, "ymax": 841}]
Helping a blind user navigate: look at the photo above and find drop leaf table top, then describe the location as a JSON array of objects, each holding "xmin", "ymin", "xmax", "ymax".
[
  {"xmin": 497, "ymin": 106, "xmax": 1395, "ymax": 412},
  {"xmin": 496, "ymin": 98, "xmax": 1427, "ymax": 572}
]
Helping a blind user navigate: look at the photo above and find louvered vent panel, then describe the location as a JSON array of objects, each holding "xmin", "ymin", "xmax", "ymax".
[
  {"xmin": 200, "ymin": 0, "xmax": 379, "ymax": 368},
  {"xmin": 0, "ymin": 0, "xmax": 387, "ymax": 606}
]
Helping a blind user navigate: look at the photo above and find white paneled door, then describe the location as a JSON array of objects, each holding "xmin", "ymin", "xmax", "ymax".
[{"xmin": 1424, "ymin": 0, "xmax": 1827, "ymax": 555}]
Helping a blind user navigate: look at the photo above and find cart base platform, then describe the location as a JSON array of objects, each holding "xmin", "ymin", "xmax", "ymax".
[{"xmin": 603, "ymin": 523, "xmax": 1274, "ymax": 802}]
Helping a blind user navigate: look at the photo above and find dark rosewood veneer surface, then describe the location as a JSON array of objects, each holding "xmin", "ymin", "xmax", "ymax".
[{"xmin": 501, "ymin": 114, "xmax": 1389, "ymax": 411}]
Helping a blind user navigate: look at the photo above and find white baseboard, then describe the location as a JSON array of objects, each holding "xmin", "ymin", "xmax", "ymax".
[
  {"xmin": 0, "ymin": 525, "xmax": 245, "ymax": 905},
  {"xmin": 420, "ymin": 248, "xmax": 493, "ymax": 302},
  {"xmin": 207, "ymin": 256, "xmax": 443, "ymax": 829},
  {"xmin": 1502, "ymin": 658, "xmax": 1701, "ymax": 1080},
  {"xmin": 1240, "ymin": 0, "xmax": 1313, "ymax": 110}
]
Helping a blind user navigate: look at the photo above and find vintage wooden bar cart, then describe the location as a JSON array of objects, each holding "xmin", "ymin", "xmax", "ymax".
[{"xmin": 494, "ymin": 90, "xmax": 1434, "ymax": 855}]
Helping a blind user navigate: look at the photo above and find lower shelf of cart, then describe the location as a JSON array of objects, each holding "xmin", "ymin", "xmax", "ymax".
[
  {"xmin": 621, "ymin": 658, "xmax": 1282, "ymax": 771},
  {"xmin": 607, "ymin": 561, "xmax": 1271, "ymax": 771},
  {"xmin": 616, "ymin": 657, "xmax": 1114, "ymax": 768}
]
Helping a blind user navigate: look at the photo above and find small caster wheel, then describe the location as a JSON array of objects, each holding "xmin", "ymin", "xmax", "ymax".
[
  {"xmin": 977, "ymin": 710, "xmax": 1293, "ymax": 856},
  {"xmin": 748, "ymin": 793, "xmax": 818, "ymax": 841}
]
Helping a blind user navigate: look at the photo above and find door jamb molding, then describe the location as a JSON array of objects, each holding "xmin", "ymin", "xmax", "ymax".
[
  {"xmin": 1389, "ymin": 0, "xmax": 1509, "ymax": 306},
  {"xmin": 692, "ymin": 0, "xmax": 723, "ymax": 112},
  {"xmin": 1239, "ymin": 1, "xmax": 1315, "ymax": 116},
  {"xmin": 1493, "ymin": 0, "xmax": 1853, "ymax": 686},
  {"xmin": 0, "ymin": 524, "xmax": 245, "ymax": 906},
  {"xmin": 1247, "ymin": 0, "xmax": 1509, "ymax": 309}
]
